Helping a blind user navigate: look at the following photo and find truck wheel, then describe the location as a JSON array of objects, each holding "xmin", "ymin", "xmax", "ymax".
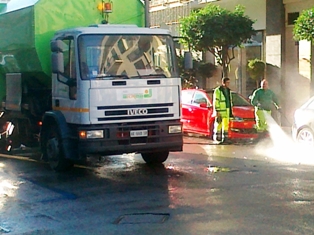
[
  {"xmin": 141, "ymin": 151, "xmax": 169, "ymax": 164},
  {"xmin": 44, "ymin": 124, "xmax": 73, "ymax": 172}
]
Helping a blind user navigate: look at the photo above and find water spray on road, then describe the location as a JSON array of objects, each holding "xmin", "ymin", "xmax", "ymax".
[{"xmin": 255, "ymin": 112, "xmax": 314, "ymax": 165}]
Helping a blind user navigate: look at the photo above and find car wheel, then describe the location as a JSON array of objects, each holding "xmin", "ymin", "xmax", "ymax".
[
  {"xmin": 141, "ymin": 151, "xmax": 169, "ymax": 164},
  {"xmin": 296, "ymin": 127, "xmax": 314, "ymax": 146}
]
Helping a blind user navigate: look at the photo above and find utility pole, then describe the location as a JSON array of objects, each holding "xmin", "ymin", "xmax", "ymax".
[{"xmin": 144, "ymin": 0, "xmax": 150, "ymax": 27}]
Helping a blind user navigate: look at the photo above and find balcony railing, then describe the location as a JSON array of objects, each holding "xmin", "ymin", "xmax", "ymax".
[
  {"xmin": 150, "ymin": 0, "xmax": 193, "ymax": 7},
  {"xmin": 150, "ymin": 0, "xmax": 219, "ymax": 8}
]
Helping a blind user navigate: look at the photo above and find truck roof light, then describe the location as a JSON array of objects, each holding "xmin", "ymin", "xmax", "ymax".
[{"xmin": 97, "ymin": 1, "xmax": 112, "ymax": 13}]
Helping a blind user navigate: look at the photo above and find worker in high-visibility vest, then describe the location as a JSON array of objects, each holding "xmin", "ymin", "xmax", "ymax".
[
  {"xmin": 251, "ymin": 79, "xmax": 280, "ymax": 137},
  {"xmin": 212, "ymin": 77, "xmax": 233, "ymax": 144}
]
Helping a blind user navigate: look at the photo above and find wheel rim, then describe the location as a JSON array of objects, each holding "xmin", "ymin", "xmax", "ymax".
[
  {"xmin": 46, "ymin": 137, "xmax": 60, "ymax": 168},
  {"xmin": 43, "ymin": 124, "xmax": 73, "ymax": 172},
  {"xmin": 297, "ymin": 129, "xmax": 314, "ymax": 145}
]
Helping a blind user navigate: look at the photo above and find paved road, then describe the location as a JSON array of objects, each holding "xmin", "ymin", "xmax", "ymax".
[{"xmin": 0, "ymin": 133, "xmax": 314, "ymax": 235}]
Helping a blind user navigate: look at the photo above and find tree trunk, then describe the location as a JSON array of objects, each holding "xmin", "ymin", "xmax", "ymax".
[{"xmin": 221, "ymin": 46, "xmax": 229, "ymax": 78}]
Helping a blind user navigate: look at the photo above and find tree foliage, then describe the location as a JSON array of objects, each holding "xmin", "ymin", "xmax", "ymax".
[
  {"xmin": 247, "ymin": 58, "xmax": 265, "ymax": 88},
  {"xmin": 177, "ymin": 54, "xmax": 217, "ymax": 88},
  {"xmin": 293, "ymin": 7, "xmax": 314, "ymax": 43},
  {"xmin": 180, "ymin": 4, "xmax": 256, "ymax": 77}
]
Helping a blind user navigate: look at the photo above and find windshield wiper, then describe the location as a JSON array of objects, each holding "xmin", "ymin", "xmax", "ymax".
[
  {"xmin": 130, "ymin": 73, "xmax": 167, "ymax": 79},
  {"xmin": 94, "ymin": 74, "xmax": 130, "ymax": 80}
]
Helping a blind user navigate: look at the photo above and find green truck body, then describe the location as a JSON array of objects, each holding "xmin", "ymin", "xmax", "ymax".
[{"xmin": 0, "ymin": 0, "xmax": 144, "ymax": 102}]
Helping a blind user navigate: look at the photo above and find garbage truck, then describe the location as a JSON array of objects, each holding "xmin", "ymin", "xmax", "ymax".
[{"xmin": 0, "ymin": 0, "xmax": 183, "ymax": 171}]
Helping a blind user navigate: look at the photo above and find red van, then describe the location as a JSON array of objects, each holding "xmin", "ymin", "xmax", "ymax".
[{"xmin": 181, "ymin": 89, "xmax": 258, "ymax": 141}]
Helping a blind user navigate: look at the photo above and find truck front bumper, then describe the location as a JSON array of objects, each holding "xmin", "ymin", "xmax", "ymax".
[
  {"xmin": 79, "ymin": 135, "xmax": 183, "ymax": 155},
  {"xmin": 77, "ymin": 121, "xmax": 183, "ymax": 155}
]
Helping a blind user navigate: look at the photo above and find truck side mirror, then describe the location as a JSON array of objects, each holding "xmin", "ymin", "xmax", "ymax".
[
  {"xmin": 51, "ymin": 52, "xmax": 64, "ymax": 74},
  {"xmin": 51, "ymin": 40, "xmax": 64, "ymax": 52},
  {"xmin": 184, "ymin": 51, "xmax": 193, "ymax": 70}
]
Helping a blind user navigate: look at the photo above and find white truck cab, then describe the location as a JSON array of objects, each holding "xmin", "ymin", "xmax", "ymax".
[{"xmin": 40, "ymin": 24, "xmax": 183, "ymax": 171}]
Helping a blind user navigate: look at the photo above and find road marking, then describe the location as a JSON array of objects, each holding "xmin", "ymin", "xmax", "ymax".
[
  {"xmin": 0, "ymin": 152, "xmax": 97, "ymax": 170},
  {"xmin": 0, "ymin": 153, "xmax": 39, "ymax": 162}
]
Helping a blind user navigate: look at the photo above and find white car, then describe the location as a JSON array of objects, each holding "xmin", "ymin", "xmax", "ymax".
[{"xmin": 292, "ymin": 96, "xmax": 314, "ymax": 145}]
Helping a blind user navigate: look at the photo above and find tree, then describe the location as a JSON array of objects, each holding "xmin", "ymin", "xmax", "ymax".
[
  {"xmin": 177, "ymin": 55, "xmax": 198, "ymax": 88},
  {"xmin": 177, "ymin": 54, "xmax": 216, "ymax": 88},
  {"xmin": 247, "ymin": 59, "xmax": 265, "ymax": 88},
  {"xmin": 293, "ymin": 7, "xmax": 314, "ymax": 95},
  {"xmin": 293, "ymin": 7, "xmax": 314, "ymax": 43},
  {"xmin": 180, "ymin": 4, "xmax": 256, "ymax": 77}
]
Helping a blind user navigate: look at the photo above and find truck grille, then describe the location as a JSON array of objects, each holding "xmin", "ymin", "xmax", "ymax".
[{"xmin": 97, "ymin": 103, "xmax": 174, "ymax": 121}]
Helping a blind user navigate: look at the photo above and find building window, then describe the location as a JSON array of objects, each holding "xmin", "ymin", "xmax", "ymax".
[{"xmin": 287, "ymin": 12, "xmax": 299, "ymax": 25}]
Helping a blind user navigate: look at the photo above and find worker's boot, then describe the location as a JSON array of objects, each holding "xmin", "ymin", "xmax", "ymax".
[
  {"xmin": 256, "ymin": 130, "xmax": 269, "ymax": 141},
  {"xmin": 213, "ymin": 132, "xmax": 222, "ymax": 144},
  {"xmin": 221, "ymin": 132, "xmax": 232, "ymax": 144},
  {"xmin": 262, "ymin": 131, "xmax": 270, "ymax": 138}
]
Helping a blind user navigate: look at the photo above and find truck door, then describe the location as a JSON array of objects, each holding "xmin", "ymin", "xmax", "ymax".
[{"xmin": 52, "ymin": 37, "xmax": 80, "ymax": 123}]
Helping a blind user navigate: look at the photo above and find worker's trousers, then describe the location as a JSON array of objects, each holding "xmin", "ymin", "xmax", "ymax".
[
  {"xmin": 213, "ymin": 109, "xmax": 230, "ymax": 141},
  {"xmin": 255, "ymin": 109, "xmax": 271, "ymax": 132}
]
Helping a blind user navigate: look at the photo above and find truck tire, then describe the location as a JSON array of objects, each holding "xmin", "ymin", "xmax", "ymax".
[
  {"xmin": 141, "ymin": 151, "xmax": 169, "ymax": 164},
  {"xmin": 43, "ymin": 123, "xmax": 73, "ymax": 172}
]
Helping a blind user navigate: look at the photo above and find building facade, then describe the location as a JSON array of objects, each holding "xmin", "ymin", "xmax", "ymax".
[{"xmin": 149, "ymin": 0, "xmax": 314, "ymax": 125}]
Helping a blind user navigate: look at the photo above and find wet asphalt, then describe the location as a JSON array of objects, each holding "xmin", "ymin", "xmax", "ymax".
[{"xmin": 1, "ymin": 131, "xmax": 314, "ymax": 235}]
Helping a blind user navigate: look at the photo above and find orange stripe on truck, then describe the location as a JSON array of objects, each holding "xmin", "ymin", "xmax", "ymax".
[{"xmin": 53, "ymin": 106, "xmax": 89, "ymax": 113}]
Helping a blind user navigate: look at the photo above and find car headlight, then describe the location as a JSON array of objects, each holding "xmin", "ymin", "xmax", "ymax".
[
  {"xmin": 168, "ymin": 125, "xmax": 182, "ymax": 134},
  {"xmin": 79, "ymin": 130, "xmax": 104, "ymax": 139}
]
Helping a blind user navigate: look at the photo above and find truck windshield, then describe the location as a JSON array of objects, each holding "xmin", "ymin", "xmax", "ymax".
[{"xmin": 78, "ymin": 34, "xmax": 178, "ymax": 80}]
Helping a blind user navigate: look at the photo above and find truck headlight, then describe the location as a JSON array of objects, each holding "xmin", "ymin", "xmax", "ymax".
[
  {"xmin": 168, "ymin": 125, "xmax": 182, "ymax": 134},
  {"xmin": 79, "ymin": 130, "xmax": 104, "ymax": 139}
]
